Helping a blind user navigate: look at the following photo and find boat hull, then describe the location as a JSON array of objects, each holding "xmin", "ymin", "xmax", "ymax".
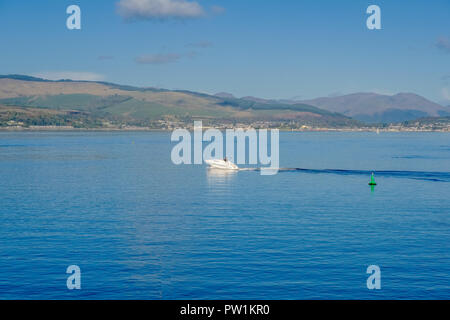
[{"xmin": 205, "ymin": 159, "xmax": 239, "ymax": 170}]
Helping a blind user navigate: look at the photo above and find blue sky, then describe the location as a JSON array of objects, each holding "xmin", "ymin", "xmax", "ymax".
[{"xmin": 0, "ymin": 0, "xmax": 449, "ymax": 104}]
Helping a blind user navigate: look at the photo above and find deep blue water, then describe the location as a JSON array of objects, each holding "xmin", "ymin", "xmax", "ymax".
[{"xmin": 0, "ymin": 131, "xmax": 449, "ymax": 299}]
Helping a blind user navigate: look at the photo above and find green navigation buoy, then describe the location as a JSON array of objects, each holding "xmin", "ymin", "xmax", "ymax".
[{"xmin": 368, "ymin": 172, "xmax": 377, "ymax": 186}]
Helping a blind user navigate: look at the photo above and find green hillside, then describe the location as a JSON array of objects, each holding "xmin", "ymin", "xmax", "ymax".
[
  {"xmin": 0, "ymin": 75, "xmax": 360, "ymax": 129},
  {"xmin": 1, "ymin": 94, "xmax": 131, "ymax": 111}
]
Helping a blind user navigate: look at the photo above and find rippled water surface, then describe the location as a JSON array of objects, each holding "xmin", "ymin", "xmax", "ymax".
[{"xmin": 0, "ymin": 131, "xmax": 449, "ymax": 299}]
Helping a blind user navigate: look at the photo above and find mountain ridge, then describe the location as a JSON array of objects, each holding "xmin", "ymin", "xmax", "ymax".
[
  {"xmin": 1, "ymin": 75, "xmax": 448, "ymax": 126},
  {"xmin": 0, "ymin": 75, "xmax": 358, "ymax": 129},
  {"xmin": 297, "ymin": 92, "xmax": 449, "ymax": 123},
  {"xmin": 216, "ymin": 91, "xmax": 449, "ymax": 123}
]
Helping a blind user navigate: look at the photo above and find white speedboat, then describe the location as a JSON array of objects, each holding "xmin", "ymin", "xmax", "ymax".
[{"xmin": 205, "ymin": 159, "xmax": 239, "ymax": 170}]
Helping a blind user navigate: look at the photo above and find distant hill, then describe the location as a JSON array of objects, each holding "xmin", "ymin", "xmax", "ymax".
[
  {"xmin": 220, "ymin": 91, "xmax": 450, "ymax": 124},
  {"xmin": 297, "ymin": 92, "xmax": 450, "ymax": 123},
  {"xmin": 0, "ymin": 75, "xmax": 358, "ymax": 129},
  {"xmin": 0, "ymin": 74, "xmax": 52, "ymax": 82},
  {"xmin": 214, "ymin": 92, "xmax": 235, "ymax": 99},
  {"xmin": 241, "ymin": 96, "xmax": 272, "ymax": 104},
  {"xmin": 3, "ymin": 74, "xmax": 444, "ymax": 128}
]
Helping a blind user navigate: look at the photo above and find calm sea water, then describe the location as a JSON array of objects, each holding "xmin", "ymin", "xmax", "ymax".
[{"xmin": 0, "ymin": 131, "xmax": 449, "ymax": 299}]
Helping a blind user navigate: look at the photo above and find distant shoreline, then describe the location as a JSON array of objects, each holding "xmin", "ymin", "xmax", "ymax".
[{"xmin": 1, "ymin": 126, "xmax": 448, "ymax": 133}]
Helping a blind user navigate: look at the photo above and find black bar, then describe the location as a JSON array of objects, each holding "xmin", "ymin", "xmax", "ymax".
[{"xmin": 0, "ymin": 300, "xmax": 448, "ymax": 318}]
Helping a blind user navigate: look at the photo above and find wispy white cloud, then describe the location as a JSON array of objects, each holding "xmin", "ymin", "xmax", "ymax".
[
  {"xmin": 32, "ymin": 71, "xmax": 106, "ymax": 81},
  {"xmin": 436, "ymin": 37, "xmax": 450, "ymax": 53},
  {"xmin": 117, "ymin": 0, "xmax": 205, "ymax": 20},
  {"xmin": 185, "ymin": 51, "xmax": 198, "ymax": 59},
  {"xmin": 211, "ymin": 5, "xmax": 225, "ymax": 15},
  {"xmin": 135, "ymin": 53, "xmax": 182, "ymax": 64}
]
